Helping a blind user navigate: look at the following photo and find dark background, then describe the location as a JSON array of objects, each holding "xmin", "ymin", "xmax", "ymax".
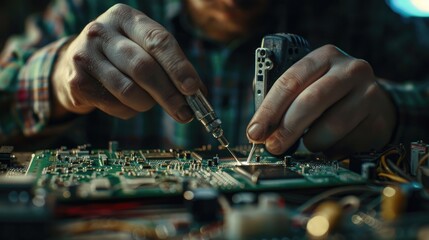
[{"xmin": 0, "ymin": 0, "xmax": 50, "ymax": 49}]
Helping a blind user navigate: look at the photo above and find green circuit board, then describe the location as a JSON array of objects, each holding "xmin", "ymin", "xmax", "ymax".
[{"xmin": 25, "ymin": 145, "xmax": 365, "ymax": 202}]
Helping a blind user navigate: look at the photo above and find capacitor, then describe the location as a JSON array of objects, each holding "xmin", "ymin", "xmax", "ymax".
[
  {"xmin": 306, "ymin": 201, "xmax": 342, "ymax": 238},
  {"xmin": 381, "ymin": 185, "xmax": 405, "ymax": 221}
]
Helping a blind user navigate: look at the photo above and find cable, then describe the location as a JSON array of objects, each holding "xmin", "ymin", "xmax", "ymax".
[
  {"xmin": 385, "ymin": 158, "xmax": 413, "ymax": 181},
  {"xmin": 380, "ymin": 155, "xmax": 395, "ymax": 174},
  {"xmin": 378, "ymin": 173, "xmax": 408, "ymax": 183},
  {"xmin": 297, "ymin": 185, "xmax": 380, "ymax": 213},
  {"xmin": 378, "ymin": 146, "xmax": 412, "ymax": 182}
]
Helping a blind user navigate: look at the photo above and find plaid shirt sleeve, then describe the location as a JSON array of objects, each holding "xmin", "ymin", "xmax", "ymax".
[
  {"xmin": 379, "ymin": 79, "xmax": 429, "ymax": 144},
  {"xmin": 0, "ymin": 0, "xmax": 80, "ymax": 141}
]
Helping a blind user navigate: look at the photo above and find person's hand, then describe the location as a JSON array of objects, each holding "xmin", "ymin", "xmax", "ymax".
[
  {"xmin": 246, "ymin": 45, "xmax": 397, "ymax": 158},
  {"xmin": 52, "ymin": 4, "xmax": 203, "ymax": 122}
]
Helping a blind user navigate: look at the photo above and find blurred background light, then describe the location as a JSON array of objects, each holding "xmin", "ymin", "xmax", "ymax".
[{"xmin": 387, "ymin": 0, "xmax": 429, "ymax": 17}]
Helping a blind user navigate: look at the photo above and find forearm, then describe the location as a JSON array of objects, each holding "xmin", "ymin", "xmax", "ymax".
[{"xmin": 378, "ymin": 79, "xmax": 429, "ymax": 144}]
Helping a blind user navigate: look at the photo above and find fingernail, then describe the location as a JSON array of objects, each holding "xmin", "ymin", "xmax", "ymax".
[
  {"xmin": 177, "ymin": 105, "xmax": 193, "ymax": 122},
  {"xmin": 266, "ymin": 137, "xmax": 281, "ymax": 153},
  {"xmin": 181, "ymin": 78, "xmax": 198, "ymax": 92},
  {"xmin": 247, "ymin": 123, "xmax": 264, "ymax": 141}
]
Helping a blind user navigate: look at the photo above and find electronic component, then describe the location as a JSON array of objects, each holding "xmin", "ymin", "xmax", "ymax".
[
  {"xmin": 235, "ymin": 165, "xmax": 304, "ymax": 184},
  {"xmin": 225, "ymin": 193, "xmax": 290, "ymax": 239},
  {"xmin": 417, "ymin": 166, "xmax": 429, "ymax": 188},
  {"xmin": 0, "ymin": 146, "xmax": 14, "ymax": 168},
  {"xmin": 306, "ymin": 201, "xmax": 343, "ymax": 238},
  {"xmin": 184, "ymin": 188, "xmax": 220, "ymax": 223},
  {"xmin": 410, "ymin": 141, "xmax": 429, "ymax": 176},
  {"xmin": 192, "ymin": 149, "xmax": 246, "ymax": 162}
]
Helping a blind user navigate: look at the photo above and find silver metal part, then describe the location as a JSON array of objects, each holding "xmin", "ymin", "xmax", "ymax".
[
  {"xmin": 250, "ymin": 45, "xmax": 274, "ymax": 161},
  {"xmin": 246, "ymin": 143, "xmax": 257, "ymax": 163},
  {"xmin": 186, "ymin": 89, "xmax": 226, "ymax": 143},
  {"xmin": 254, "ymin": 47, "xmax": 273, "ymax": 112}
]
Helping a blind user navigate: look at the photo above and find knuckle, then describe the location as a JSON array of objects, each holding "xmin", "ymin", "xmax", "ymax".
[
  {"xmin": 347, "ymin": 58, "xmax": 373, "ymax": 77},
  {"xmin": 164, "ymin": 56, "xmax": 187, "ymax": 76},
  {"xmin": 319, "ymin": 44, "xmax": 349, "ymax": 59},
  {"xmin": 258, "ymin": 101, "xmax": 277, "ymax": 118},
  {"xmin": 108, "ymin": 3, "xmax": 131, "ymax": 17},
  {"xmin": 320, "ymin": 44, "xmax": 340, "ymax": 56},
  {"xmin": 106, "ymin": 71, "xmax": 130, "ymax": 95},
  {"xmin": 118, "ymin": 80, "xmax": 135, "ymax": 98},
  {"xmin": 364, "ymin": 82, "xmax": 380, "ymax": 100},
  {"xmin": 116, "ymin": 41, "xmax": 137, "ymax": 60},
  {"xmin": 85, "ymin": 21, "xmax": 109, "ymax": 40},
  {"xmin": 298, "ymin": 56, "xmax": 317, "ymax": 71},
  {"xmin": 133, "ymin": 14, "xmax": 150, "ymax": 25},
  {"xmin": 276, "ymin": 74, "xmax": 303, "ymax": 96},
  {"xmin": 72, "ymin": 51, "xmax": 97, "ymax": 73},
  {"xmin": 131, "ymin": 57, "xmax": 156, "ymax": 77},
  {"xmin": 143, "ymin": 28, "xmax": 173, "ymax": 54},
  {"xmin": 296, "ymin": 87, "xmax": 323, "ymax": 107},
  {"xmin": 322, "ymin": 44, "xmax": 338, "ymax": 52}
]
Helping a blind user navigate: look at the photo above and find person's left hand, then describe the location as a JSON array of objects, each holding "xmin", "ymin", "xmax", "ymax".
[{"xmin": 246, "ymin": 44, "xmax": 397, "ymax": 158}]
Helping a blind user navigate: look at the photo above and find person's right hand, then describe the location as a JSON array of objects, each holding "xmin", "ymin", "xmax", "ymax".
[{"xmin": 52, "ymin": 4, "xmax": 203, "ymax": 122}]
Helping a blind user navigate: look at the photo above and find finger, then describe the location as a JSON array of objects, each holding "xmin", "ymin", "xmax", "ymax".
[
  {"xmin": 103, "ymin": 4, "xmax": 203, "ymax": 95},
  {"xmin": 247, "ymin": 46, "xmax": 337, "ymax": 143},
  {"xmin": 71, "ymin": 54, "xmax": 138, "ymax": 119},
  {"xmin": 102, "ymin": 34, "xmax": 193, "ymax": 123},
  {"xmin": 264, "ymin": 66, "xmax": 355, "ymax": 155},
  {"xmin": 302, "ymin": 90, "xmax": 369, "ymax": 152}
]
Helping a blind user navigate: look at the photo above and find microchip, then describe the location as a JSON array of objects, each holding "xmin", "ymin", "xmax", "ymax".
[
  {"xmin": 141, "ymin": 151, "xmax": 176, "ymax": 160},
  {"xmin": 236, "ymin": 165, "xmax": 303, "ymax": 184},
  {"xmin": 0, "ymin": 146, "xmax": 14, "ymax": 167},
  {"xmin": 192, "ymin": 149, "xmax": 246, "ymax": 161}
]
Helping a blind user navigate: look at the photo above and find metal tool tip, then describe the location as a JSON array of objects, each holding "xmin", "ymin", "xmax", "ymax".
[{"xmin": 226, "ymin": 147, "xmax": 241, "ymax": 165}]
